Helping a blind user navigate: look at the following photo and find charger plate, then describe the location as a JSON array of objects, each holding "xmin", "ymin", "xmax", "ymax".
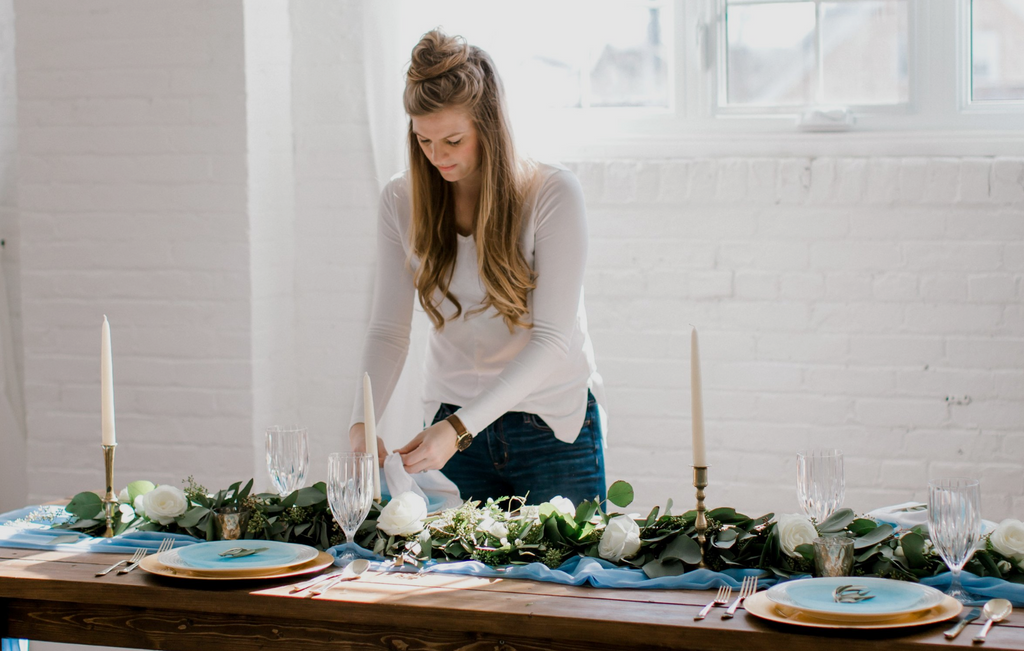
[
  {"xmin": 765, "ymin": 577, "xmax": 946, "ymax": 622},
  {"xmin": 745, "ymin": 592, "xmax": 961, "ymax": 630},
  {"xmin": 140, "ymin": 550, "xmax": 334, "ymax": 581},
  {"xmin": 162, "ymin": 540, "xmax": 319, "ymax": 573}
]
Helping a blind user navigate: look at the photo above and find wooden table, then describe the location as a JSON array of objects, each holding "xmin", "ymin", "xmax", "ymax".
[{"xmin": 3, "ymin": 547, "xmax": 1024, "ymax": 651}]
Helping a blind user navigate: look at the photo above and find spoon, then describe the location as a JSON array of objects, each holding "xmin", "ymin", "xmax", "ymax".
[
  {"xmin": 304, "ymin": 559, "xmax": 370, "ymax": 599},
  {"xmin": 973, "ymin": 598, "xmax": 1012, "ymax": 644}
]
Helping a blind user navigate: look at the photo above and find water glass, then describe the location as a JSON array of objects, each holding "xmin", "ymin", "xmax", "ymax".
[
  {"xmin": 928, "ymin": 478, "xmax": 981, "ymax": 604},
  {"xmin": 328, "ymin": 452, "xmax": 375, "ymax": 558},
  {"xmin": 266, "ymin": 426, "xmax": 309, "ymax": 497},
  {"xmin": 796, "ymin": 449, "xmax": 845, "ymax": 523}
]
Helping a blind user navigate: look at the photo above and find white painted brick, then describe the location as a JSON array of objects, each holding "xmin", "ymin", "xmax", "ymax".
[
  {"xmin": 811, "ymin": 242, "xmax": 901, "ymax": 271},
  {"xmin": 865, "ymin": 157, "xmax": 901, "ymax": 204},
  {"xmin": 602, "ymin": 161, "xmax": 639, "ymax": 204},
  {"xmin": 905, "ymin": 304, "xmax": 1002, "ymax": 334},
  {"xmin": 1006, "ymin": 243, "xmax": 1024, "ymax": 272},
  {"xmin": 824, "ymin": 273, "xmax": 874, "ymax": 300},
  {"xmin": 834, "ymin": 158, "xmax": 867, "ymax": 204},
  {"xmin": 746, "ymin": 158, "xmax": 777, "ymax": 202},
  {"xmin": 969, "ymin": 274, "xmax": 1017, "ymax": 302},
  {"xmin": 812, "ymin": 302, "xmax": 903, "ymax": 332},
  {"xmin": 657, "ymin": 160, "xmax": 690, "ymax": 203},
  {"xmin": 872, "ymin": 273, "xmax": 918, "ymax": 301},
  {"xmin": 758, "ymin": 206, "xmax": 848, "ymax": 239},
  {"xmin": 719, "ymin": 241, "xmax": 809, "ymax": 271},
  {"xmin": 734, "ymin": 271, "xmax": 779, "ymax": 299},
  {"xmin": 805, "ymin": 367, "xmax": 896, "ymax": 397},
  {"xmin": 779, "ymin": 272, "xmax": 825, "ymax": 300},
  {"xmin": 920, "ymin": 273, "xmax": 969, "ymax": 302},
  {"xmin": 757, "ymin": 333, "xmax": 848, "ymax": 363},
  {"xmin": 688, "ymin": 270, "xmax": 733, "ymax": 298},
  {"xmin": 904, "ymin": 243, "xmax": 1003, "ymax": 272},
  {"xmin": 778, "ymin": 158, "xmax": 811, "ymax": 204},
  {"xmin": 947, "ymin": 207, "xmax": 1024, "ymax": 240},
  {"xmin": 991, "ymin": 158, "xmax": 1024, "ymax": 204},
  {"xmin": 849, "ymin": 335, "xmax": 943, "ymax": 366},
  {"xmin": 715, "ymin": 158, "xmax": 747, "ymax": 202},
  {"xmin": 879, "ymin": 460, "xmax": 929, "ymax": 491},
  {"xmin": 848, "ymin": 206, "xmax": 944, "ymax": 240},
  {"xmin": 807, "ymin": 157, "xmax": 835, "ymax": 203},
  {"xmin": 687, "ymin": 159, "xmax": 717, "ymax": 201},
  {"xmin": 923, "ymin": 158, "xmax": 960, "ymax": 205},
  {"xmin": 946, "ymin": 338, "xmax": 1024, "ymax": 370},
  {"xmin": 706, "ymin": 362, "xmax": 803, "ymax": 392},
  {"xmin": 719, "ymin": 301, "xmax": 811, "ymax": 331},
  {"xmin": 635, "ymin": 161, "xmax": 660, "ymax": 200},
  {"xmin": 757, "ymin": 394, "xmax": 852, "ymax": 426},
  {"xmin": 896, "ymin": 369, "xmax": 994, "ymax": 401},
  {"xmin": 855, "ymin": 398, "xmax": 948, "ymax": 428},
  {"xmin": 899, "ymin": 157, "xmax": 928, "ymax": 202},
  {"xmin": 993, "ymin": 371, "xmax": 1024, "ymax": 401},
  {"xmin": 959, "ymin": 158, "xmax": 991, "ymax": 203}
]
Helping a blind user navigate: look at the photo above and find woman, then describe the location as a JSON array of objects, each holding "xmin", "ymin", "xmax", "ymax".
[{"xmin": 349, "ymin": 29, "xmax": 605, "ymax": 505}]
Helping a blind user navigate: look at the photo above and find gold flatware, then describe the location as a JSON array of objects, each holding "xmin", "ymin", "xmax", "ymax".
[
  {"xmin": 119, "ymin": 538, "xmax": 173, "ymax": 575},
  {"xmin": 96, "ymin": 548, "xmax": 144, "ymax": 577},
  {"xmin": 303, "ymin": 559, "xmax": 370, "ymax": 598},
  {"xmin": 722, "ymin": 575, "xmax": 758, "ymax": 619},
  {"xmin": 695, "ymin": 585, "xmax": 732, "ymax": 621}
]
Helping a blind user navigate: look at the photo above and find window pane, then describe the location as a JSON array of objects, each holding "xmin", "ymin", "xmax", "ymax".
[
  {"xmin": 726, "ymin": 2, "xmax": 816, "ymax": 106},
  {"xmin": 588, "ymin": 3, "xmax": 669, "ymax": 107},
  {"xmin": 820, "ymin": 1, "xmax": 908, "ymax": 105},
  {"xmin": 972, "ymin": 0, "xmax": 1024, "ymax": 101}
]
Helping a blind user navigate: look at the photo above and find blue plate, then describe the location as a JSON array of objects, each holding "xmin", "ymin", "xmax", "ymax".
[
  {"xmin": 168, "ymin": 540, "xmax": 318, "ymax": 572},
  {"xmin": 766, "ymin": 577, "xmax": 945, "ymax": 620}
]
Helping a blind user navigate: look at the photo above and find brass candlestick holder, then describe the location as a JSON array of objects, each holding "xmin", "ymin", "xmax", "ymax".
[
  {"xmin": 101, "ymin": 444, "xmax": 117, "ymax": 538},
  {"xmin": 693, "ymin": 465, "xmax": 708, "ymax": 569}
]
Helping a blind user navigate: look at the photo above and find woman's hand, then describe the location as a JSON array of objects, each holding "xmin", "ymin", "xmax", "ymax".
[
  {"xmin": 396, "ymin": 420, "xmax": 459, "ymax": 474},
  {"xmin": 348, "ymin": 423, "xmax": 388, "ymax": 467}
]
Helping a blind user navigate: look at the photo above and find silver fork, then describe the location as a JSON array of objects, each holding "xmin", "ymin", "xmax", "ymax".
[
  {"xmin": 96, "ymin": 548, "xmax": 145, "ymax": 577},
  {"xmin": 695, "ymin": 585, "xmax": 732, "ymax": 621},
  {"xmin": 119, "ymin": 538, "xmax": 173, "ymax": 575},
  {"xmin": 722, "ymin": 575, "xmax": 758, "ymax": 619}
]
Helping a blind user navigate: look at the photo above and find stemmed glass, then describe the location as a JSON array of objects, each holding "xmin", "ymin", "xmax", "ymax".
[
  {"xmin": 266, "ymin": 426, "xmax": 309, "ymax": 497},
  {"xmin": 796, "ymin": 449, "xmax": 845, "ymax": 523},
  {"xmin": 928, "ymin": 478, "xmax": 981, "ymax": 604},
  {"xmin": 328, "ymin": 452, "xmax": 375, "ymax": 560}
]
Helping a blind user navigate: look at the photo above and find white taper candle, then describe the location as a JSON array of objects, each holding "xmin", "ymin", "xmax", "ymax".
[
  {"xmin": 101, "ymin": 316, "xmax": 116, "ymax": 446},
  {"xmin": 690, "ymin": 326, "xmax": 706, "ymax": 467}
]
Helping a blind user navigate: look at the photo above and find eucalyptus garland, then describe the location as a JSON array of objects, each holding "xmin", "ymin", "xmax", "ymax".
[{"xmin": 55, "ymin": 477, "xmax": 1024, "ymax": 583}]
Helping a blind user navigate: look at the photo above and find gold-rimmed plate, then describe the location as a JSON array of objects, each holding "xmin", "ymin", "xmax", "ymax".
[
  {"xmin": 744, "ymin": 591, "xmax": 962, "ymax": 630},
  {"xmin": 140, "ymin": 550, "xmax": 335, "ymax": 581}
]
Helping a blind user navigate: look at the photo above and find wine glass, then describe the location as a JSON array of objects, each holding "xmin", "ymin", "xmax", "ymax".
[
  {"xmin": 796, "ymin": 449, "xmax": 845, "ymax": 523},
  {"xmin": 266, "ymin": 426, "xmax": 309, "ymax": 497},
  {"xmin": 328, "ymin": 452, "xmax": 375, "ymax": 559},
  {"xmin": 928, "ymin": 478, "xmax": 981, "ymax": 604}
]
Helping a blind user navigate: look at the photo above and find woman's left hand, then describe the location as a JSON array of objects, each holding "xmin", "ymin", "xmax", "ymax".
[{"xmin": 396, "ymin": 419, "xmax": 459, "ymax": 474}]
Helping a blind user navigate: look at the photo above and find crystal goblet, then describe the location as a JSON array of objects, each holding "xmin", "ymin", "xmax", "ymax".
[
  {"xmin": 266, "ymin": 426, "xmax": 309, "ymax": 498},
  {"xmin": 928, "ymin": 478, "xmax": 981, "ymax": 604},
  {"xmin": 328, "ymin": 452, "xmax": 375, "ymax": 561},
  {"xmin": 796, "ymin": 449, "xmax": 845, "ymax": 523}
]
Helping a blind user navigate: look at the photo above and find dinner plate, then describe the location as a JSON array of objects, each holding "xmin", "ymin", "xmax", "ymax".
[
  {"xmin": 766, "ymin": 577, "xmax": 946, "ymax": 621},
  {"xmin": 140, "ymin": 550, "xmax": 335, "ymax": 581},
  {"xmin": 162, "ymin": 540, "xmax": 319, "ymax": 573},
  {"xmin": 745, "ymin": 591, "xmax": 961, "ymax": 630}
]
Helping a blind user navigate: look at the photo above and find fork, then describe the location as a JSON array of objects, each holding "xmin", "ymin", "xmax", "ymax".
[
  {"xmin": 695, "ymin": 585, "xmax": 732, "ymax": 621},
  {"xmin": 118, "ymin": 538, "xmax": 173, "ymax": 575},
  {"xmin": 722, "ymin": 575, "xmax": 758, "ymax": 619},
  {"xmin": 96, "ymin": 548, "xmax": 145, "ymax": 577}
]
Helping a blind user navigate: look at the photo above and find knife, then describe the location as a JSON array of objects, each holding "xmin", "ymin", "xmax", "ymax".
[{"xmin": 944, "ymin": 607, "xmax": 981, "ymax": 640}]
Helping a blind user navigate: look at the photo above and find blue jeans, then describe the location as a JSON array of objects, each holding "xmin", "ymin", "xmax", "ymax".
[{"xmin": 435, "ymin": 391, "xmax": 606, "ymax": 506}]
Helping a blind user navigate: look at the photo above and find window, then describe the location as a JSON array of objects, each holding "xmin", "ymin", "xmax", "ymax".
[{"xmin": 971, "ymin": 0, "xmax": 1024, "ymax": 101}]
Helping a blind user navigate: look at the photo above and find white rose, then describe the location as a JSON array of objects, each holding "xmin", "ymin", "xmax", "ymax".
[
  {"xmin": 478, "ymin": 516, "xmax": 508, "ymax": 540},
  {"xmin": 549, "ymin": 496, "xmax": 576, "ymax": 518},
  {"xmin": 998, "ymin": 559, "xmax": 1013, "ymax": 574},
  {"xmin": 141, "ymin": 485, "xmax": 188, "ymax": 525},
  {"xmin": 990, "ymin": 519, "xmax": 1024, "ymax": 563},
  {"xmin": 776, "ymin": 513, "xmax": 818, "ymax": 558},
  {"xmin": 599, "ymin": 514, "xmax": 642, "ymax": 563},
  {"xmin": 133, "ymin": 495, "xmax": 146, "ymax": 517},
  {"xmin": 377, "ymin": 491, "xmax": 428, "ymax": 537},
  {"xmin": 519, "ymin": 505, "xmax": 540, "ymax": 522}
]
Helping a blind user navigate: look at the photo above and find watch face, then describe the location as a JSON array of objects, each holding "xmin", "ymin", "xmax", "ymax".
[{"xmin": 457, "ymin": 433, "xmax": 472, "ymax": 451}]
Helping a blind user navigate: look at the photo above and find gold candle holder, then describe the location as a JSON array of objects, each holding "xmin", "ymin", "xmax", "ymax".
[
  {"xmin": 693, "ymin": 465, "xmax": 708, "ymax": 569},
  {"xmin": 101, "ymin": 444, "xmax": 117, "ymax": 538}
]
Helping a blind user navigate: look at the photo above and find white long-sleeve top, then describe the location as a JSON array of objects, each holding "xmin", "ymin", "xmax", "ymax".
[{"xmin": 349, "ymin": 162, "xmax": 601, "ymax": 444}]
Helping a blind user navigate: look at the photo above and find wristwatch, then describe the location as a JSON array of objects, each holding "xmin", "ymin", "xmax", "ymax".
[{"xmin": 445, "ymin": 414, "xmax": 473, "ymax": 451}]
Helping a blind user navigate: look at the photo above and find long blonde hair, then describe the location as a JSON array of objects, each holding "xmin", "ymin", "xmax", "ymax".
[{"xmin": 404, "ymin": 29, "xmax": 535, "ymax": 333}]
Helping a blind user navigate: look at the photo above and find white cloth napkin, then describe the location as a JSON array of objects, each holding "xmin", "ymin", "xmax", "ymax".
[
  {"xmin": 382, "ymin": 452, "xmax": 463, "ymax": 511},
  {"xmin": 867, "ymin": 501, "xmax": 998, "ymax": 535}
]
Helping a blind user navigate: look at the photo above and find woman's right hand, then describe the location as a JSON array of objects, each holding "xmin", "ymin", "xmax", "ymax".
[{"xmin": 349, "ymin": 423, "xmax": 388, "ymax": 467}]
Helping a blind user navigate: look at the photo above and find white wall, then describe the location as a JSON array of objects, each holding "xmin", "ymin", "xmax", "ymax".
[{"xmin": 1, "ymin": 2, "xmax": 1022, "ymax": 530}]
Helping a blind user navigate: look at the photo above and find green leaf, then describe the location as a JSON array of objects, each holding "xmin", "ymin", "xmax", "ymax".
[
  {"xmin": 126, "ymin": 480, "xmax": 156, "ymax": 503},
  {"xmin": 176, "ymin": 506, "xmax": 211, "ymax": 528},
  {"xmin": 899, "ymin": 532, "xmax": 927, "ymax": 568},
  {"xmin": 574, "ymin": 500, "xmax": 598, "ymax": 525},
  {"xmin": 854, "ymin": 523, "xmax": 893, "ymax": 549},
  {"xmin": 713, "ymin": 528, "xmax": 739, "ymax": 549},
  {"xmin": 642, "ymin": 557, "xmax": 687, "ymax": 579},
  {"xmin": 660, "ymin": 532, "xmax": 703, "ymax": 565},
  {"xmin": 643, "ymin": 506, "xmax": 660, "ymax": 528},
  {"xmin": 664, "ymin": 498, "xmax": 673, "ymax": 516},
  {"xmin": 544, "ymin": 516, "xmax": 565, "ymax": 544},
  {"xmin": 294, "ymin": 486, "xmax": 327, "ymax": 507},
  {"xmin": 847, "ymin": 518, "xmax": 877, "ymax": 536},
  {"xmin": 65, "ymin": 492, "xmax": 103, "ymax": 520},
  {"xmin": 707, "ymin": 507, "xmax": 748, "ymax": 524},
  {"xmin": 607, "ymin": 480, "xmax": 634, "ymax": 508},
  {"xmin": 817, "ymin": 508, "xmax": 855, "ymax": 533},
  {"xmin": 795, "ymin": 543, "xmax": 815, "ymax": 561},
  {"xmin": 280, "ymin": 491, "xmax": 299, "ymax": 509}
]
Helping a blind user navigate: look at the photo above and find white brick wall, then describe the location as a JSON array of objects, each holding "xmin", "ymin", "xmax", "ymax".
[{"xmin": 3, "ymin": 2, "xmax": 1023, "ymax": 533}]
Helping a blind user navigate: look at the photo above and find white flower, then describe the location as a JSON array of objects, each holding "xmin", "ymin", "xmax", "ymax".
[
  {"xmin": 518, "ymin": 505, "xmax": 540, "ymax": 522},
  {"xmin": 549, "ymin": 496, "xmax": 576, "ymax": 518},
  {"xmin": 478, "ymin": 516, "xmax": 508, "ymax": 540},
  {"xmin": 141, "ymin": 485, "xmax": 188, "ymax": 525},
  {"xmin": 133, "ymin": 495, "xmax": 146, "ymax": 517},
  {"xmin": 118, "ymin": 487, "xmax": 130, "ymax": 503},
  {"xmin": 377, "ymin": 491, "xmax": 428, "ymax": 537},
  {"xmin": 776, "ymin": 513, "xmax": 818, "ymax": 558},
  {"xmin": 118, "ymin": 502, "xmax": 135, "ymax": 519},
  {"xmin": 990, "ymin": 519, "xmax": 1024, "ymax": 563},
  {"xmin": 599, "ymin": 514, "xmax": 642, "ymax": 563},
  {"xmin": 998, "ymin": 559, "xmax": 1013, "ymax": 574}
]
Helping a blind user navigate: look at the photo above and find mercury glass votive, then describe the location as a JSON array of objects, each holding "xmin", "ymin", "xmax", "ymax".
[
  {"xmin": 813, "ymin": 536, "xmax": 855, "ymax": 577},
  {"xmin": 214, "ymin": 506, "xmax": 251, "ymax": 541}
]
